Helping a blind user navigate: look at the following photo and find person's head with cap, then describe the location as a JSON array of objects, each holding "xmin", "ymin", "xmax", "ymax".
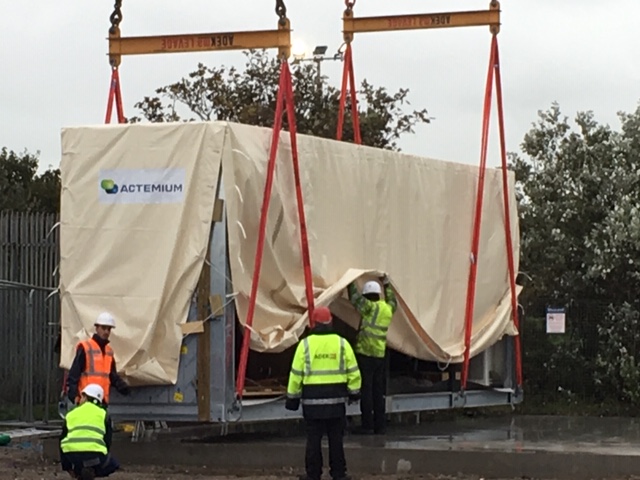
[
  {"xmin": 80, "ymin": 384, "xmax": 105, "ymax": 405},
  {"xmin": 311, "ymin": 306, "xmax": 333, "ymax": 330},
  {"xmin": 94, "ymin": 312, "xmax": 116, "ymax": 340}
]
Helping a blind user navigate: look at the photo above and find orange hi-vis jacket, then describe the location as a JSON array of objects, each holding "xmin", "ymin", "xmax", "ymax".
[{"xmin": 77, "ymin": 338, "xmax": 114, "ymax": 404}]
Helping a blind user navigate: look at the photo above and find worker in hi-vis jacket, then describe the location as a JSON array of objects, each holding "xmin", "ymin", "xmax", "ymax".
[
  {"xmin": 66, "ymin": 312, "xmax": 130, "ymax": 406},
  {"xmin": 348, "ymin": 275, "xmax": 397, "ymax": 435},
  {"xmin": 59, "ymin": 383, "xmax": 120, "ymax": 479},
  {"xmin": 286, "ymin": 306, "xmax": 361, "ymax": 480}
]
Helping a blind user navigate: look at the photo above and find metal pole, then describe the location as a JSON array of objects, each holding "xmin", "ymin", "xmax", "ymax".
[
  {"xmin": 44, "ymin": 312, "xmax": 54, "ymax": 424},
  {"xmin": 25, "ymin": 289, "xmax": 35, "ymax": 423},
  {"xmin": 315, "ymin": 58, "xmax": 322, "ymax": 90}
]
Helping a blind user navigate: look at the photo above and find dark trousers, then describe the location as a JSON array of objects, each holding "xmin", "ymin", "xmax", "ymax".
[
  {"xmin": 60, "ymin": 452, "xmax": 120, "ymax": 478},
  {"xmin": 305, "ymin": 417, "xmax": 347, "ymax": 480},
  {"xmin": 357, "ymin": 354, "xmax": 386, "ymax": 433}
]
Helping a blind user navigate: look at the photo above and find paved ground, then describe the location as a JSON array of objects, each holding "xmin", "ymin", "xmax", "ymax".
[
  {"xmin": 6, "ymin": 445, "xmax": 640, "ymax": 480},
  {"xmin": 8, "ymin": 415, "xmax": 640, "ymax": 479},
  {"xmin": 0, "ymin": 447, "xmax": 493, "ymax": 480}
]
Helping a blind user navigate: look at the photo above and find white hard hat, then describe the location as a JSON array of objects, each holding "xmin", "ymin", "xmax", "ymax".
[
  {"xmin": 362, "ymin": 281, "xmax": 382, "ymax": 296},
  {"xmin": 81, "ymin": 384, "xmax": 105, "ymax": 402},
  {"xmin": 95, "ymin": 312, "xmax": 116, "ymax": 328}
]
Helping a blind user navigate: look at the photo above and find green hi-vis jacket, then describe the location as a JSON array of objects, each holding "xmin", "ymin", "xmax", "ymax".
[
  {"xmin": 348, "ymin": 282, "xmax": 398, "ymax": 358},
  {"xmin": 287, "ymin": 331, "xmax": 362, "ymax": 419},
  {"xmin": 60, "ymin": 401, "xmax": 109, "ymax": 455}
]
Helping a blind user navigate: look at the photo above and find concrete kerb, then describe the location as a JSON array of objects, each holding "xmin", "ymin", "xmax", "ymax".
[{"xmin": 43, "ymin": 435, "xmax": 640, "ymax": 479}]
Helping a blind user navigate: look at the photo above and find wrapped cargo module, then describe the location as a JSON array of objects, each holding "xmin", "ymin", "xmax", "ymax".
[{"xmin": 59, "ymin": 121, "xmax": 520, "ymax": 386}]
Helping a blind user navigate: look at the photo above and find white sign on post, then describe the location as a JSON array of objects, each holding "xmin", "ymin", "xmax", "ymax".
[{"xmin": 546, "ymin": 307, "xmax": 566, "ymax": 334}]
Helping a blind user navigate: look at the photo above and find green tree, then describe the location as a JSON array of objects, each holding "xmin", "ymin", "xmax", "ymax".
[
  {"xmin": 30, "ymin": 168, "xmax": 62, "ymax": 214},
  {"xmin": 131, "ymin": 50, "xmax": 432, "ymax": 150},
  {"xmin": 0, "ymin": 147, "xmax": 61, "ymax": 213},
  {"xmin": 512, "ymin": 102, "xmax": 640, "ymax": 305},
  {"xmin": 512, "ymin": 102, "xmax": 640, "ymax": 406}
]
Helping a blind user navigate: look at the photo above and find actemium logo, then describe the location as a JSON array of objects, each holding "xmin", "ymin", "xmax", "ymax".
[{"xmin": 100, "ymin": 179, "xmax": 119, "ymax": 194}]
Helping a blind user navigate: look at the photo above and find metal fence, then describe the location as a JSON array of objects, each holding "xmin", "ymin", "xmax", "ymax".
[
  {"xmin": 0, "ymin": 211, "xmax": 60, "ymax": 421},
  {"xmin": 520, "ymin": 298, "xmax": 640, "ymax": 413}
]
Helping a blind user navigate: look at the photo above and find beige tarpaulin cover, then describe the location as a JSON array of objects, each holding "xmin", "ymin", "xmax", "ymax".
[
  {"xmin": 59, "ymin": 123, "xmax": 223, "ymax": 385},
  {"xmin": 59, "ymin": 121, "xmax": 520, "ymax": 386},
  {"xmin": 223, "ymin": 123, "xmax": 520, "ymax": 365}
]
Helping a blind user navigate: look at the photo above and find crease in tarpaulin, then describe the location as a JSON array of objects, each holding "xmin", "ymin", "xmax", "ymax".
[
  {"xmin": 239, "ymin": 268, "xmax": 452, "ymax": 362},
  {"xmin": 235, "ymin": 184, "xmax": 247, "ymax": 274},
  {"xmin": 236, "ymin": 219, "xmax": 247, "ymax": 274},
  {"xmin": 234, "ymin": 185, "xmax": 244, "ymax": 204}
]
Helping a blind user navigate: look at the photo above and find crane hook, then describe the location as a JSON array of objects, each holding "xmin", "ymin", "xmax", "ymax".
[
  {"xmin": 275, "ymin": 0, "xmax": 288, "ymax": 26},
  {"xmin": 109, "ymin": 0, "xmax": 124, "ymax": 35}
]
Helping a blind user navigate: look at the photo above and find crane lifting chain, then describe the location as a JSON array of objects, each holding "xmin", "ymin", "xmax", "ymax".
[
  {"xmin": 275, "ymin": 0, "xmax": 288, "ymax": 26},
  {"xmin": 109, "ymin": 0, "xmax": 123, "ymax": 34},
  {"xmin": 345, "ymin": 0, "xmax": 356, "ymax": 14}
]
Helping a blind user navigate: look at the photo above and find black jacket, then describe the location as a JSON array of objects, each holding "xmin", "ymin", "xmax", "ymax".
[{"xmin": 66, "ymin": 334, "xmax": 130, "ymax": 403}]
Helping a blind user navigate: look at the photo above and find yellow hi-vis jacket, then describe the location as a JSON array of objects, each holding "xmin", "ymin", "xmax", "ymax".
[
  {"xmin": 287, "ymin": 332, "xmax": 361, "ymax": 419},
  {"xmin": 60, "ymin": 401, "xmax": 108, "ymax": 455},
  {"xmin": 348, "ymin": 282, "xmax": 398, "ymax": 358}
]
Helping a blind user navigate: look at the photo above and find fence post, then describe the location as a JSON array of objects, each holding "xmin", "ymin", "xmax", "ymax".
[
  {"xmin": 25, "ymin": 289, "xmax": 35, "ymax": 423},
  {"xmin": 44, "ymin": 316, "xmax": 52, "ymax": 424}
]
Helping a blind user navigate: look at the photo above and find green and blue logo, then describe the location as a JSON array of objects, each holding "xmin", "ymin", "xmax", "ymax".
[
  {"xmin": 98, "ymin": 169, "xmax": 185, "ymax": 204},
  {"xmin": 100, "ymin": 178, "xmax": 119, "ymax": 194}
]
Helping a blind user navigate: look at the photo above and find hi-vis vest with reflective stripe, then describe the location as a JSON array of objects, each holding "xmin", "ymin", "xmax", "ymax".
[
  {"xmin": 60, "ymin": 401, "xmax": 108, "ymax": 455},
  {"xmin": 287, "ymin": 333, "xmax": 361, "ymax": 406},
  {"xmin": 355, "ymin": 300, "xmax": 394, "ymax": 358},
  {"xmin": 77, "ymin": 338, "xmax": 114, "ymax": 403}
]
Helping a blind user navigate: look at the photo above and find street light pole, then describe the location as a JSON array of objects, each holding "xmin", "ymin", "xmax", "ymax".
[
  {"xmin": 311, "ymin": 45, "xmax": 327, "ymax": 92},
  {"xmin": 292, "ymin": 44, "xmax": 346, "ymax": 92},
  {"xmin": 315, "ymin": 58, "xmax": 322, "ymax": 89}
]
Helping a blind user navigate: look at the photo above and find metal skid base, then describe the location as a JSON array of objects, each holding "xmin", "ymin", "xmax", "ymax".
[
  {"xmin": 108, "ymin": 177, "xmax": 523, "ymax": 424},
  {"xmin": 235, "ymin": 388, "xmax": 522, "ymax": 424},
  {"xmin": 109, "ymin": 388, "xmax": 522, "ymax": 424}
]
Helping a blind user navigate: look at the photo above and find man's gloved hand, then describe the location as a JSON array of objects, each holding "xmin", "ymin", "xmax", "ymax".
[
  {"xmin": 285, "ymin": 397, "xmax": 300, "ymax": 411},
  {"xmin": 119, "ymin": 385, "xmax": 131, "ymax": 396},
  {"xmin": 348, "ymin": 393, "xmax": 361, "ymax": 405},
  {"xmin": 379, "ymin": 274, "xmax": 390, "ymax": 286}
]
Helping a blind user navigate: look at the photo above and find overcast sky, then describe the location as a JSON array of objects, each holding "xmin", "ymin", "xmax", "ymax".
[{"xmin": 3, "ymin": 0, "xmax": 639, "ymax": 172}]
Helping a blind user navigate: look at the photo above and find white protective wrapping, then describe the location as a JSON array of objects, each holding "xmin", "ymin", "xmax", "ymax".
[{"xmin": 59, "ymin": 121, "xmax": 520, "ymax": 386}]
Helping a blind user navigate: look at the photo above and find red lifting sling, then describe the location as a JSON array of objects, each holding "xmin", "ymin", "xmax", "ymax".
[
  {"xmin": 235, "ymin": 60, "xmax": 316, "ymax": 399},
  {"xmin": 460, "ymin": 34, "xmax": 522, "ymax": 390}
]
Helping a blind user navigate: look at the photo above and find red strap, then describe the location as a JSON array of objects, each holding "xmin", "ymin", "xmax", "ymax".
[
  {"xmin": 460, "ymin": 36, "xmax": 497, "ymax": 390},
  {"xmin": 283, "ymin": 66, "xmax": 316, "ymax": 327},
  {"xmin": 235, "ymin": 61, "xmax": 315, "ymax": 399},
  {"xmin": 493, "ymin": 38, "xmax": 523, "ymax": 387},
  {"xmin": 336, "ymin": 44, "xmax": 362, "ymax": 144},
  {"xmin": 461, "ymin": 35, "xmax": 522, "ymax": 390},
  {"xmin": 105, "ymin": 67, "xmax": 126, "ymax": 124}
]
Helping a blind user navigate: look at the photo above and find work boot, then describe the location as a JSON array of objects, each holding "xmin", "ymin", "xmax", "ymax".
[{"xmin": 79, "ymin": 467, "xmax": 95, "ymax": 480}]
